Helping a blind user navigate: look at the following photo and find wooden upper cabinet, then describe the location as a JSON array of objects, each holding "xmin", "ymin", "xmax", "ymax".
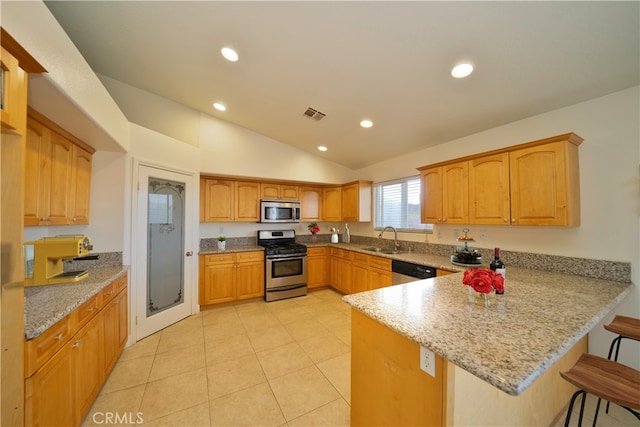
[
  {"xmin": 469, "ymin": 153, "xmax": 510, "ymax": 225},
  {"xmin": 261, "ymin": 183, "xmax": 299, "ymax": 201},
  {"xmin": 69, "ymin": 144, "xmax": 92, "ymax": 225},
  {"xmin": 420, "ymin": 162, "xmax": 467, "ymax": 224},
  {"xmin": 24, "ymin": 110, "xmax": 94, "ymax": 226},
  {"xmin": 420, "ymin": 167, "xmax": 442, "ymax": 224},
  {"xmin": 342, "ymin": 181, "xmax": 372, "ymax": 222},
  {"xmin": 200, "ymin": 178, "xmax": 234, "ymax": 222},
  {"xmin": 235, "ymin": 181, "xmax": 260, "ymax": 222},
  {"xmin": 323, "ymin": 186, "xmax": 342, "ymax": 221},
  {"xmin": 1, "ymin": 46, "xmax": 21, "ymax": 132},
  {"xmin": 419, "ymin": 133, "xmax": 582, "ymax": 227},
  {"xmin": 300, "ymin": 186, "xmax": 323, "ymax": 221},
  {"xmin": 509, "ymin": 139, "xmax": 581, "ymax": 226}
]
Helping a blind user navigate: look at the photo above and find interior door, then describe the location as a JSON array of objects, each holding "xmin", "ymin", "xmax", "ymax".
[{"xmin": 135, "ymin": 164, "xmax": 195, "ymax": 340}]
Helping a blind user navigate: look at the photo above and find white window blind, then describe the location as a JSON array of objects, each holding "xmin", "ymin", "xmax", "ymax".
[{"xmin": 374, "ymin": 176, "xmax": 432, "ymax": 232}]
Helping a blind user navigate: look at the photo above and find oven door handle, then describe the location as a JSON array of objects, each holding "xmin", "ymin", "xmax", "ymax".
[{"xmin": 266, "ymin": 254, "xmax": 307, "ymax": 260}]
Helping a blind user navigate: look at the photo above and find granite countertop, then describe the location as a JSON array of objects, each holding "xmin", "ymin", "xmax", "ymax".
[
  {"xmin": 343, "ymin": 267, "xmax": 633, "ymax": 396},
  {"xmin": 24, "ymin": 266, "xmax": 128, "ymax": 340}
]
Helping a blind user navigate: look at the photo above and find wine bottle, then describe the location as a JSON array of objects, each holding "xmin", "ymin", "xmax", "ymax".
[{"xmin": 489, "ymin": 247, "xmax": 506, "ymax": 294}]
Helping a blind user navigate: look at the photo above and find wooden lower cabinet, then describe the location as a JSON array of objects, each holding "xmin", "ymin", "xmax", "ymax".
[
  {"xmin": 330, "ymin": 249, "xmax": 392, "ymax": 294},
  {"xmin": 199, "ymin": 252, "xmax": 264, "ymax": 305},
  {"xmin": 351, "ymin": 309, "xmax": 445, "ymax": 426},
  {"xmin": 307, "ymin": 247, "xmax": 328, "ymax": 289},
  {"xmin": 24, "ymin": 274, "xmax": 128, "ymax": 427}
]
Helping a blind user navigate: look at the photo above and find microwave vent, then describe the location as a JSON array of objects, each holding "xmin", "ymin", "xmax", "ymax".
[{"xmin": 303, "ymin": 107, "xmax": 326, "ymax": 121}]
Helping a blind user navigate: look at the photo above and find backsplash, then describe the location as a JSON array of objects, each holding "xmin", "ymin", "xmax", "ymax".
[
  {"xmin": 64, "ymin": 252, "xmax": 123, "ymax": 270},
  {"xmin": 199, "ymin": 235, "xmax": 631, "ymax": 283}
]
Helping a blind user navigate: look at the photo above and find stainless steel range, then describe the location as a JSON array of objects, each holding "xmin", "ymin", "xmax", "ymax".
[{"xmin": 257, "ymin": 230, "xmax": 307, "ymax": 302}]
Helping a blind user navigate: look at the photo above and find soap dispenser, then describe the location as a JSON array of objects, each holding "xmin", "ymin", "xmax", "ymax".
[{"xmin": 343, "ymin": 224, "xmax": 351, "ymax": 243}]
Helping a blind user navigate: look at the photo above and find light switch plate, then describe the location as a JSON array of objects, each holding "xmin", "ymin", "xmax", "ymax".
[{"xmin": 420, "ymin": 346, "xmax": 435, "ymax": 377}]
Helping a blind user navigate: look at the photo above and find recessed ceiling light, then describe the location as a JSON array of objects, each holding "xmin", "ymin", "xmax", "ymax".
[
  {"xmin": 221, "ymin": 47, "xmax": 239, "ymax": 62},
  {"xmin": 213, "ymin": 102, "xmax": 226, "ymax": 111},
  {"xmin": 360, "ymin": 120, "xmax": 373, "ymax": 128},
  {"xmin": 318, "ymin": 146, "xmax": 328, "ymax": 152},
  {"xmin": 451, "ymin": 63, "xmax": 474, "ymax": 78}
]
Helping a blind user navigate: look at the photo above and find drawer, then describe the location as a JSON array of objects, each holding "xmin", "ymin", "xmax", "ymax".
[
  {"xmin": 24, "ymin": 315, "xmax": 72, "ymax": 378},
  {"xmin": 236, "ymin": 251, "xmax": 264, "ymax": 262},
  {"xmin": 369, "ymin": 256, "xmax": 391, "ymax": 271},
  {"xmin": 116, "ymin": 273, "xmax": 128, "ymax": 292},
  {"xmin": 307, "ymin": 247, "xmax": 327, "ymax": 257},
  {"xmin": 352, "ymin": 252, "xmax": 369, "ymax": 264},
  {"xmin": 205, "ymin": 254, "xmax": 235, "ymax": 265},
  {"xmin": 330, "ymin": 248, "xmax": 344, "ymax": 257},
  {"xmin": 75, "ymin": 293, "xmax": 100, "ymax": 329},
  {"xmin": 101, "ymin": 281, "xmax": 117, "ymax": 304}
]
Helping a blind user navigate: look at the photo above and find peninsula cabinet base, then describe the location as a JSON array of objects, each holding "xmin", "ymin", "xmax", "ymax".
[{"xmin": 351, "ymin": 308, "xmax": 588, "ymax": 426}]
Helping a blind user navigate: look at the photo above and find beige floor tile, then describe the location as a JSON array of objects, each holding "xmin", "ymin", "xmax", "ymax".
[
  {"xmin": 288, "ymin": 398, "xmax": 351, "ymax": 427},
  {"xmin": 101, "ymin": 355, "xmax": 154, "ymax": 394},
  {"xmin": 139, "ymin": 368, "xmax": 209, "ymax": 422},
  {"xmin": 81, "ymin": 384, "xmax": 145, "ymax": 427},
  {"xmin": 209, "ymin": 382, "xmax": 286, "ymax": 427},
  {"xmin": 317, "ymin": 352, "xmax": 351, "ymax": 400},
  {"xmin": 144, "ymin": 401, "xmax": 211, "ymax": 426},
  {"xmin": 161, "ymin": 312, "xmax": 203, "ymax": 335},
  {"xmin": 298, "ymin": 331, "xmax": 350, "ymax": 364},
  {"xmin": 206, "ymin": 353, "xmax": 267, "ymax": 400},
  {"xmin": 283, "ymin": 318, "xmax": 330, "ymax": 342},
  {"xmin": 202, "ymin": 305, "xmax": 239, "ymax": 326},
  {"xmin": 269, "ymin": 304, "xmax": 313, "ymax": 324},
  {"xmin": 247, "ymin": 324, "xmax": 294, "ymax": 352},
  {"xmin": 205, "ymin": 333, "xmax": 255, "ymax": 366},
  {"xmin": 235, "ymin": 300, "xmax": 271, "ymax": 316},
  {"xmin": 203, "ymin": 317, "xmax": 246, "ymax": 341},
  {"xmin": 332, "ymin": 324, "xmax": 352, "ymax": 347},
  {"xmin": 119, "ymin": 334, "xmax": 160, "ymax": 362},
  {"xmin": 256, "ymin": 342, "xmax": 314, "ymax": 380},
  {"xmin": 315, "ymin": 311, "xmax": 350, "ymax": 331},
  {"xmin": 269, "ymin": 365, "xmax": 341, "ymax": 421},
  {"xmin": 238, "ymin": 311, "xmax": 282, "ymax": 334},
  {"xmin": 148, "ymin": 343, "xmax": 206, "ymax": 382},
  {"xmin": 157, "ymin": 326, "xmax": 204, "ymax": 354},
  {"xmin": 293, "ymin": 293, "xmax": 324, "ymax": 307}
]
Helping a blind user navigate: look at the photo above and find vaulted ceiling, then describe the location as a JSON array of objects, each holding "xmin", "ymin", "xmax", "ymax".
[{"xmin": 45, "ymin": 1, "xmax": 639, "ymax": 169}]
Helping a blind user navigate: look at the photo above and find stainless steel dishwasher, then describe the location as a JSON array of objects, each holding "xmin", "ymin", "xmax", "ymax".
[{"xmin": 391, "ymin": 260, "xmax": 437, "ymax": 285}]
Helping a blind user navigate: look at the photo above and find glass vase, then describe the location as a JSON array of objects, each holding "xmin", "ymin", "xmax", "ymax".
[
  {"xmin": 467, "ymin": 287, "xmax": 495, "ymax": 306},
  {"xmin": 310, "ymin": 234, "xmax": 318, "ymax": 244}
]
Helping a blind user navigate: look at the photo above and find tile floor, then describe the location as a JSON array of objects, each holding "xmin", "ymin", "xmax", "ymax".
[
  {"xmin": 83, "ymin": 288, "xmax": 639, "ymax": 427},
  {"xmin": 82, "ymin": 289, "xmax": 351, "ymax": 426}
]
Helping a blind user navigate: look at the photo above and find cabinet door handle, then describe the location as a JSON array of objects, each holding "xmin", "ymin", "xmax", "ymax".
[
  {"xmin": 72, "ymin": 338, "xmax": 83, "ymax": 348},
  {"xmin": 186, "ymin": 251, "xmax": 193, "ymax": 256},
  {"xmin": 511, "ymin": 218, "xmax": 516, "ymax": 223}
]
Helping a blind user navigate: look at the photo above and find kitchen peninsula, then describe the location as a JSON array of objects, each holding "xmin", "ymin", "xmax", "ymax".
[{"xmin": 344, "ymin": 267, "xmax": 633, "ymax": 426}]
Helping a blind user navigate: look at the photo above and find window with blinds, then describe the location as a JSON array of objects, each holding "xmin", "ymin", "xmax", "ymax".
[{"xmin": 374, "ymin": 177, "xmax": 432, "ymax": 232}]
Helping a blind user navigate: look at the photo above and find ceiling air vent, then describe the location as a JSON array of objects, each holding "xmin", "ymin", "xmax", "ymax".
[{"xmin": 303, "ymin": 107, "xmax": 326, "ymax": 121}]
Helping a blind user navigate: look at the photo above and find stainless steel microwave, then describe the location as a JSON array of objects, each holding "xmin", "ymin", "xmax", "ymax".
[{"xmin": 260, "ymin": 200, "xmax": 301, "ymax": 223}]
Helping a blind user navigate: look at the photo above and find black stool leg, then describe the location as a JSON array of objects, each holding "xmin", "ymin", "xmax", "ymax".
[
  {"xmin": 593, "ymin": 397, "xmax": 601, "ymax": 427},
  {"xmin": 565, "ymin": 390, "xmax": 587, "ymax": 427},
  {"xmin": 605, "ymin": 335, "xmax": 624, "ymax": 414}
]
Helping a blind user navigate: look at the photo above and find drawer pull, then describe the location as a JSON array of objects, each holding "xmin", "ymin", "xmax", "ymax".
[
  {"xmin": 54, "ymin": 333, "xmax": 64, "ymax": 341},
  {"xmin": 87, "ymin": 307, "xmax": 94, "ymax": 313},
  {"xmin": 72, "ymin": 338, "xmax": 83, "ymax": 348}
]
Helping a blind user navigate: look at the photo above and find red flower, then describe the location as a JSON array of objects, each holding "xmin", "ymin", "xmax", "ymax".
[{"xmin": 462, "ymin": 268, "xmax": 503, "ymax": 294}]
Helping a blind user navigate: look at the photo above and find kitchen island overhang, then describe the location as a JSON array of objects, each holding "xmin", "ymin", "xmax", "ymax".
[{"xmin": 343, "ymin": 267, "xmax": 633, "ymax": 396}]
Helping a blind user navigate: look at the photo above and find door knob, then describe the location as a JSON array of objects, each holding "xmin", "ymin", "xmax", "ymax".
[{"xmin": 186, "ymin": 251, "xmax": 193, "ymax": 256}]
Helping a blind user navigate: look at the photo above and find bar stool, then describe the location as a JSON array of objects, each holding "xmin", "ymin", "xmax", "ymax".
[
  {"xmin": 560, "ymin": 353, "xmax": 640, "ymax": 426},
  {"xmin": 603, "ymin": 315, "xmax": 640, "ymax": 414}
]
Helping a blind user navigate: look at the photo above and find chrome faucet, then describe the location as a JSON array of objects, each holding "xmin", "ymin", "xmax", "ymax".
[{"xmin": 378, "ymin": 226, "xmax": 400, "ymax": 250}]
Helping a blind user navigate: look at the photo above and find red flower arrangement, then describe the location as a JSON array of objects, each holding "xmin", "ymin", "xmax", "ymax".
[
  {"xmin": 463, "ymin": 268, "xmax": 504, "ymax": 294},
  {"xmin": 308, "ymin": 223, "xmax": 320, "ymax": 235}
]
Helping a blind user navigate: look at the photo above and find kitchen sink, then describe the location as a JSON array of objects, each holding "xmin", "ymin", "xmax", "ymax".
[{"xmin": 361, "ymin": 247, "xmax": 408, "ymax": 255}]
